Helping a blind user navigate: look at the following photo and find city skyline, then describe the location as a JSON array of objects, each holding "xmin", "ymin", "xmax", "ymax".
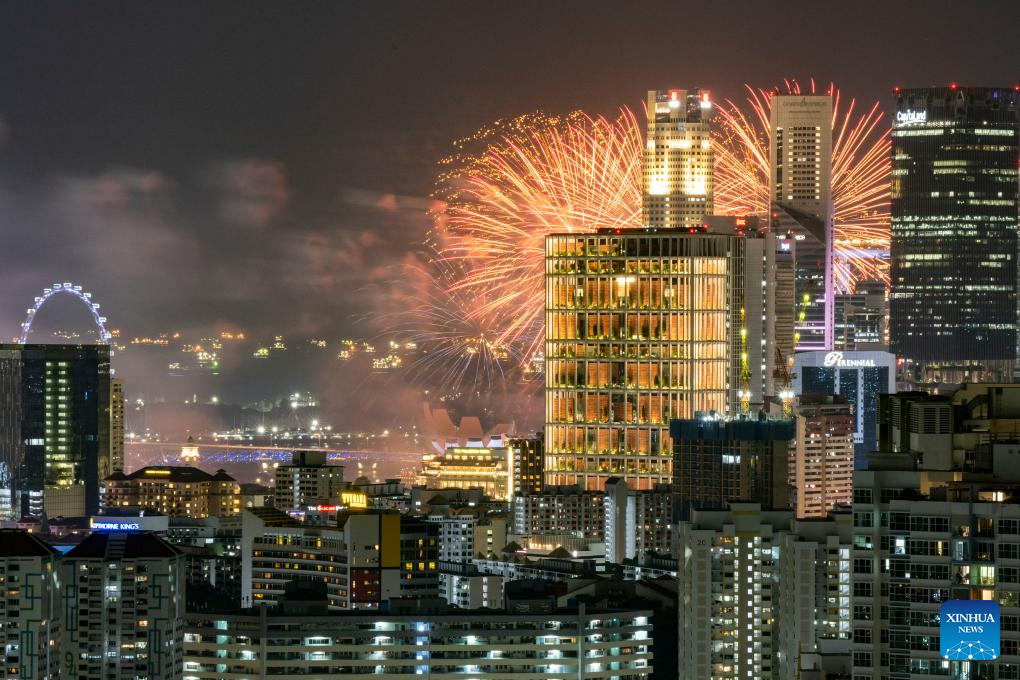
[
  {"xmin": 3, "ymin": 4, "xmax": 1020, "ymax": 680},
  {"xmin": 0, "ymin": 2, "xmax": 1017, "ymax": 345}
]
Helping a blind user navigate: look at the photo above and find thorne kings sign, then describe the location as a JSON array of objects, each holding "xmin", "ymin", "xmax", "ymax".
[{"xmin": 823, "ymin": 351, "xmax": 876, "ymax": 368}]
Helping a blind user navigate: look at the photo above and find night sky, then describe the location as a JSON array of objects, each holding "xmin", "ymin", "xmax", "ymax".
[{"xmin": 1, "ymin": 1, "xmax": 1018, "ymax": 341}]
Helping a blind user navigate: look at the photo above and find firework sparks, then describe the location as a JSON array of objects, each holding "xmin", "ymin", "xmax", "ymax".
[
  {"xmin": 389, "ymin": 251, "xmax": 521, "ymax": 395},
  {"xmin": 714, "ymin": 79, "xmax": 891, "ymax": 291},
  {"xmin": 436, "ymin": 110, "xmax": 643, "ymax": 360},
  {"xmin": 430, "ymin": 79, "xmax": 890, "ymax": 383}
]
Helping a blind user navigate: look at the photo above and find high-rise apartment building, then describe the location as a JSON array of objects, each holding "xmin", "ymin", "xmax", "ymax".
[
  {"xmin": 889, "ymin": 86, "xmax": 1019, "ymax": 385},
  {"xmin": 677, "ymin": 504, "xmax": 783, "ymax": 680},
  {"xmin": 643, "ymin": 88, "xmax": 714, "ymax": 230},
  {"xmin": 770, "ymin": 95, "xmax": 835, "ymax": 351},
  {"xmin": 791, "ymin": 395, "xmax": 854, "ymax": 518},
  {"xmin": 851, "ymin": 461, "xmax": 1020, "ymax": 680},
  {"xmin": 774, "ymin": 515, "xmax": 852, "ymax": 680},
  {"xmin": 110, "ymin": 377, "xmax": 125, "ymax": 473},
  {"xmin": 183, "ymin": 603, "xmax": 654, "ymax": 679},
  {"xmin": 670, "ymin": 417, "xmax": 794, "ymax": 520},
  {"xmin": 603, "ymin": 477, "xmax": 673, "ymax": 564},
  {"xmin": 0, "ymin": 344, "xmax": 111, "ymax": 518},
  {"xmin": 0, "ymin": 529, "xmax": 61, "ymax": 680},
  {"xmin": 678, "ymin": 504, "xmax": 852, "ymax": 680},
  {"xmin": 512, "ymin": 484, "xmax": 606, "ymax": 537},
  {"xmin": 61, "ymin": 531, "xmax": 185, "ymax": 680},
  {"xmin": 545, "ymin": 227, "xmax": 744, "ymax": 490}
]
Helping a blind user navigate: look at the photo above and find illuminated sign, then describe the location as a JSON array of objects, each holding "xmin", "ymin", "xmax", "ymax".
[
  {"xmin": 90, "ymin": 519, "xmax": 140, "ymax": 531},
  {"xmin": 896, "ymin": 109, "xmax": 927, "ymax": 125},
  {"xmin": 823, "ymin": 351, "xmax": 876, "ymax": 368},
  {"xmin": 341, "ymin": 491, "xmax": 368, "ymax": 509}
]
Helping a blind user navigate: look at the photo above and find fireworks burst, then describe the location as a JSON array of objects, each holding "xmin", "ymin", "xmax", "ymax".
[
  {"xmin": 390, "ymin": 250, "xmax": 522, "ymax": 395},
  {"xmin": 715, "ymin": 78, "xmax": 891, "ymax": 291},
  {"xmin": 424, "ymin": 79, "xmax": 889, "ymax": 388},
  {"xmin": 435, "ymin": 110, "xmax": 643, "ymax": 361}
]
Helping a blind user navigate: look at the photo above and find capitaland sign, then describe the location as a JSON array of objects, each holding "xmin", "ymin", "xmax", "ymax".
[
  {"xmin": 822, "ymin": 351, "xmax": 876, "ymax": 368},
  {"xmin": 940, "ymin": 600, "xmax": 999, "ymax": 660},
  {"xmin": 896, "ymin": 109, "xmax": 927, "ymax": 125}
]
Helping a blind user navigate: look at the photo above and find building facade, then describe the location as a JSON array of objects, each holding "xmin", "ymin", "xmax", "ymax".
[
  {"xmin": 678, "ymin": 504, "xmax": 852, "ymax": 680},
  {"xmin": 61, "ymin": 531, "xmax": 185, "ymax": 680},
  {"xmin": 416, "ymin": 445, "xmax": 510, "ymax": 500},
  {"xmin": 512, "ymin": 484, "xmax": 606, "ymax": 537},
  {"xmin": 104, "ymin": 466, "xmax": 241, "ymax": 518},
  {"xmin": 643, "ymin": 88, "xmax": 714, "ymax": 230},
  {"xmin": 545, "ymin": 228, "xmax": 745, "ymax": 490},
  {"xmin": 273, "ymin": 450, "xmax": 345, "ymax": 511},
  {"xmin": 182, "ymin": 604, "xmax": 654, "ymax": 678},
  {"xmin": 889, "ymin": 86, "xmax": 1019, "ymax": 385},
  {"xmin": 793, "ymin": 349, "xmax": 896, "ymax": 463},
  {"xmin": 791, "ymin": 395, "xmax": 854, "ymax": 518},
  {"xmin": 0, "ymin": 344, "xmax": 112, "ymax": 518},
  {"xmin": 851, "ymin": 468, "xmax": 1020, "ymax": 679},
  {"xmin": 770, "ymin": 95, "xmax": 835, "ymax": 352},
  {"xmin": 671, "ymin": 417, "xmax": 794, "ymax": 520},
  {"xmin": 604, "ymin": 477, "xmax": 673, "ymax": 564},
  {"xmin": 509, "ymin": 434, "xmax": 544, "ymax": 496},
  {"xmin": 110, "ymin": 377, "xmax": 125, "ymax": 474},
  {"xmin": 0, "ymin": 529, "xmax": 61, "ymax": 680}
]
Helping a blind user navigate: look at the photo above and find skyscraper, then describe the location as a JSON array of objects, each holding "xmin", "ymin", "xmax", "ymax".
[
  {"xmin": 889, "ymin": 86, "xmax": 1020, "ymax": 385},
  {"xmin": 643, "ymin": 88, "xmax": 714, "ymax": 230},
  {"xmin": 0, "ymin": 344, "xmax": 111, "ymax": 518},
  {"xmin": 770, "ymin": 95, "xmax": 834, "ymax": 351},
  {"xmin": 545, "ymin": 227, "xmax": 744, "ymax": 490},
  {"xmin": 705, "ymin": 215, "xmax": 796, "ymax": 405},
  {"xmin": 110, "ymin": 377, "xmax": 125, "ymax": 474}
]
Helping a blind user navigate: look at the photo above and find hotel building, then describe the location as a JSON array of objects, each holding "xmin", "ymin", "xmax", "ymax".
[{"xmin": 104, "ymin": 465, "xmax": 241, "ymax": 518}]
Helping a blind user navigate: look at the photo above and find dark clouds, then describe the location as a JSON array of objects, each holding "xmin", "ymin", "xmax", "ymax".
[{"xmin": 0, "ymin": 155, "xmax": 429, "ymax": 342}]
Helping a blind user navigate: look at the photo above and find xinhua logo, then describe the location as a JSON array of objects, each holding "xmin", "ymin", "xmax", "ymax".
[{"xmin": 940, "ymin": 600, "xmax": 1000, "ymax": 660}]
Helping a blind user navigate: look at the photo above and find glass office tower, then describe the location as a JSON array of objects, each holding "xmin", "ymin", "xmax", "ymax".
[
  {"xmin": 890, "ymin": 86, "xmax": 1019, "ymax": 385},
  {"xmin": 0, "ymin": 344, "xmax": 111, "ymax": 517}
]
